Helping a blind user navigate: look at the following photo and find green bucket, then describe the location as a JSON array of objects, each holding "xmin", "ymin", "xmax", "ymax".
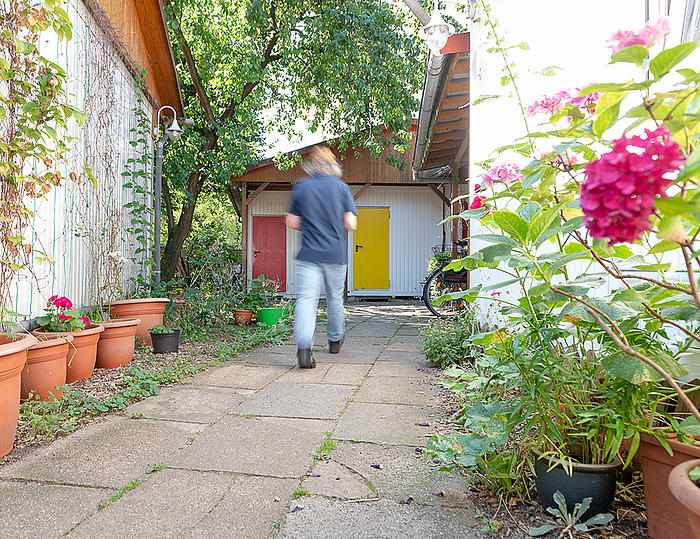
[{"xmin": 257, "ymin": 307, "xmax": 285, "ymax": 327}]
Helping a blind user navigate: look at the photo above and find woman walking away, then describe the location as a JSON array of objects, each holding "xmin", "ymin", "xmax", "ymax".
[{"xmin": 285, "ymin": 146, "xmax": 358, "ymax": 369}]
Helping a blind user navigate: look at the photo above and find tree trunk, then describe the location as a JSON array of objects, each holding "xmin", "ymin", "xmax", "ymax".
[{"xmin": 161, "ymin": 171, "xmax": 204, "ymax": 281}]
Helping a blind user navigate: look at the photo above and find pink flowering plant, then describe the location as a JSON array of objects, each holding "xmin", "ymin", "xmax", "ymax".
[
  {"xmin": 439, "ymin": 13, "xmax": 700, "ymax": 468},
  {"xmin": 36, "ymin": 296, "xmax": 91, "ymax": 332}
]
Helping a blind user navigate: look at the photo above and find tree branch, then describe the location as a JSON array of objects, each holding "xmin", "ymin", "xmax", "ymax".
[
  {"xmin": 164, "ymin": 0, "xmax": 216, "ymax": 123},
  {"xmin": 550, "ymin": 285, "xmax": 627, "ymax": 342},
  {"xmin": 220, "ymin": 1, "xmax": 283, "ymax": 121},
  {"xmin": 587, "ymin": 309, "xmax": 700, "ymax": 425},
  {"xmin": 681, "ymin": 243, "xmax": 700, "ymax": 309}
]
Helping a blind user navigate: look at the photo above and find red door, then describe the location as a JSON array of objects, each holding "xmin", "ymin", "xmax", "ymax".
[{"xmin": 252, "ymin": 216, "xmax": 287, "ymax": 291}]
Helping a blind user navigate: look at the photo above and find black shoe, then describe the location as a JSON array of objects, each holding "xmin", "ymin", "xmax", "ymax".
[
  {"xmin": 329, "ymin": 337, "xmax": 344, "ymax": 354},
  {"xmin": 297, "ymin": 348, "xmax": 316, "ymax": 369}
]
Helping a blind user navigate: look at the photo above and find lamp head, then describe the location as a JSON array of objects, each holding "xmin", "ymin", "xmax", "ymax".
[
  {"xmin": 419, "ymin": 9, "xmax": 455, "ymax": 56},
  {"xmin": 165, "ymin": 116, "xmax": 184, "ymax": 141}
]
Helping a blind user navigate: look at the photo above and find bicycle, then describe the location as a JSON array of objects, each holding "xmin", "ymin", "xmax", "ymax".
[{"xmin": 422, "ymin": 239, "xmax": 470, "ymax": 318}]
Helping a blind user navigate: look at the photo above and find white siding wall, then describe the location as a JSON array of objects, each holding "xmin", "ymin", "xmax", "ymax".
[
  {"xmin": 248, "ymin": 185, "xmax": 448, "ymax": 297},
  {"xmin": 12, "ymin": 0, "xmax": 154, "ymax": 320}
]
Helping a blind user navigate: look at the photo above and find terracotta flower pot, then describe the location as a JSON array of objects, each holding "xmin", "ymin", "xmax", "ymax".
[
  {"xmin": 22, "ymin": 335, "xmax": 71, "ymax": 401},
  {"xmin": 668, "ymin": 458, "xmax": 700, "ymax": 538},
  {"xmin": 0, "ymin": 333, "xmax": 35, "ymax": 457},
  {"xmin": 33, "ymin": 325, "xmax": 104, "ymax": 383},
  {"xmin": 95, "ymin": 318, "xmax": 140, "ymax": 369},
  {"xmin": 108, "ymin": 298, "xmax": 169, "ymax": 346},
  {"xmin": 234, "ymin": 309, "xmax": 253, "ymax": 326},
  {"xmin": 638, "ymin": 432, "xmax": 700, "ymax": 539}
]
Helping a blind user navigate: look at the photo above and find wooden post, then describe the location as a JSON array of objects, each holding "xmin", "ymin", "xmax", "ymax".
[
  {"xmin": 241, "ymin": 181, "xmax": 248, "ymax": 287},
  {"xmin": 451, "ymin": 172, "xmax": 459, "ymax": 259}
]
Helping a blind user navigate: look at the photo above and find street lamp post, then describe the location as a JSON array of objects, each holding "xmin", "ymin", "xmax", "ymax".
[{"xmin": 152, "ymin": 106, "xmax": 192, "ymax": 286}]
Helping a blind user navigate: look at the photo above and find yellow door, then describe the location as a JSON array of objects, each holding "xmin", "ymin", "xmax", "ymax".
[{"xmin": 353, "ymin": 207, "xmax": 389, "ymax": 289}]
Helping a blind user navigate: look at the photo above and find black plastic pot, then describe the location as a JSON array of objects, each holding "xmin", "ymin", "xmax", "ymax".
[
  {"xmin": 533, "ymin": 449, "xmax": 621, "ymax": 519},
  {"xmin": 150, "ymin": 330, "xmax": 180, "ymax": 354}
]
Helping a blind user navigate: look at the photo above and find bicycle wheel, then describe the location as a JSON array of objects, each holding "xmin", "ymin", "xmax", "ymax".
[{"xmin": 422, "ymin": 266, "xmax": 468, "ymax": 318}]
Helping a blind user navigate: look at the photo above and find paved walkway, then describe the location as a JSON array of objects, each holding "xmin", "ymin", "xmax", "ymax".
[{"xmin": 0, "ymin": 302, "xmax": 480, "ymax": 538}]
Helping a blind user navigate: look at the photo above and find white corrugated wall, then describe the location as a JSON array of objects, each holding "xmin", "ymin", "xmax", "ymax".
[
  {"xmin": 248, "ymin": 185, "xmax": 448, "ymax": 297},
  {"xmin": 12, "ymin": 0, "xmax": 154, "ymax": 320}
]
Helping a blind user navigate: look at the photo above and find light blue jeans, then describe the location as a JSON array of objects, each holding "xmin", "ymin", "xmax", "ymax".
[{"xmin": 294, "ymin": 260, "xmax": 346, "ymax": 349}]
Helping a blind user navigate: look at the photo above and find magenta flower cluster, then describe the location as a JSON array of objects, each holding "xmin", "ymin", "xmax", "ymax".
[
  {"xmin": 580, "ymin": 127, "xmax": 684, "ymax": 244},
  {"xmin": 606, "ymin": 17, "xmax": 671, "ymax": 54},
  {"xmin": 482, "ymin": 163, "xmax": 523, "ymax": 187},
  {"xmin": 526, "ymin": 89, "xmax": 601, "ymax": 117},
  {"xmin": 42, "ymin": 295, "xmax": 90, "ymax": 331}
]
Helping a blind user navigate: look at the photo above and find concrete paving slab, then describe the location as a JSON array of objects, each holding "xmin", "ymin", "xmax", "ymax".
[
  {"xmin": 333, "ymin": 442, "xmax": 473, "ymax": 508},
  {"xmin": 375, "ymin": 351, "xmax": 430, "ymax": 366},
  {"xmin": 189, "ymin": 363, "xmax": 289, "ymax": 389},
  {"xmin": 169, "ymin": 416, "xmax": 322, "ymax": 477},
  {"xmin": 302, "ymin": 460, "xmax": 376, "ymax": 500},
  {"xmin": 276, "ymin": 497, "xmax": 480, "ymax": 538},
  {"xmin": 1, "ymin": 417, "xmax": 200, "ymax": 488},
  {"xmin": 244, "ymin": 350, "xmax": 297, "ymax": 366},
  {"xmin": 258, "ymin": 416, "xmax": 335, "ymax": 434},
  {"xmin": 260, "ymin": 344, "xmax": 298, "ymax": 355},
  {"xmin": 277, "ymin": 364, "xmax": 332, "ymax": 384},
  {"xmin": 71, "ymin": 468, "xmax": 233, "ymax": 538},
  {"xmin": 334, "ymin": 402, "xmax": 441, "ymax": 446},
  {"xmin": 0, "ymin": 481, "xmax": 110, "ymax": 537},
  {"xmin": 126, "ymin": 385, "xmax": 250, "ymax": 423},
  {"xmin": 385, "ymin": 342, "xmax": 420, "ymax": 352},
  {"xmin": 355, "ymin": 376, "xmax": 439, "ymax": 406},
  {"xmin": 235, "ymin": 382, "xmax": 353, "ymax": 419},
  {"xmin": 186, "ymin": 475, "xmax": 297, "ymax": 538},
  {"xmin": 311, "ymin": 353, "xmax": 377, "ymax": 365},
  {"xmin": 369, "ymin": 361, "xmax": 432, "ymax": 378},
  {"xmin": 322, "ymin": 364, "xmax": 371, "ymax": 385}
]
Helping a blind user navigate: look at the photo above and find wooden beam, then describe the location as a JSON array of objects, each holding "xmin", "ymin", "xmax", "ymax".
[
  {"xmin": 436, "ymin": 117, "xmax": 468, "ymax": 131},
  {"xmin": 428, "ymin": 184, "xmax": 450, "ymax": 206},
  {"xmin": 437, "ymin": 108, "xmax": 468, "ymax": 121},
  {"xmin": 353, "ymin": 183, "xmax": 372, "ymax": 201},
  {"xmin": 451, "ymin": 179, "xmax": 459, "ymax": 258},
  {"xmin": 451, "ymin": 60, "xmax": 469, "ymax": 75},
  {"xmin": 442, "ymin": 95, "xmax": 469, "ymax": 109},
  {"xmin": 241, "ymin": 182, "xmax": 248, "ymax": 286},
  {"xmin": 454, "ymin": 131, "xmax": 469, "ymax": 165},
  {"xmin": 432, "ymin": 129, "xmax": 468, "ymax": 142},
  {"xmin": 246, "ymin": 181, "xmax": 270, "ymax": 206}
]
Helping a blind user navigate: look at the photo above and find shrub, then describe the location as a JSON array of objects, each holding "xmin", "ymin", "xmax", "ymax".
[{"xmin": 420, "ymin": 311, "xmax": 479, "ymax": 367}]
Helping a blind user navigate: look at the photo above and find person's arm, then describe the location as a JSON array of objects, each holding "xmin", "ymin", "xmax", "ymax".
[
  {"xmin": 344, "ymin": 211, "xmax": 357, "ymax": 230},
  {"xmin": 286, "ymin": 213, "xmax": 301, "ymax": 230}
]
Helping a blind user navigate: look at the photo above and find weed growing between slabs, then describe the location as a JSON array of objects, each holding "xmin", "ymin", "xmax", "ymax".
[{"xmin": 10, "ymin": 324, "xmax": 288, "ymax": 455}]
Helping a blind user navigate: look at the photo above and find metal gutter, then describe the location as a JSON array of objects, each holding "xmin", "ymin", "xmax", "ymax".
[{"xmin": 412, "ymin": 51, "xmax": 455, "ymax": 181}]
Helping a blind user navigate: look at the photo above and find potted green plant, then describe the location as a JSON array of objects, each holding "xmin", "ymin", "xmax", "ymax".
[
  {"xmin": 254, "ymin": 276, "xmax": 285, "ymax": 327},
  {"xmin": 148, "ymin": 324, "xmax": 180, "ymax": 354},
  {"xmin": 33, "ymin": 296, "xmax": 104, "ymax": 383}
]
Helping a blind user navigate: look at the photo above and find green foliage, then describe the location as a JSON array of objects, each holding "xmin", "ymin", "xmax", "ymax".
[
  {"xmin": 315, "ymin": 432, "xmax": 337, "ymax": 460},
  {"xmin": 0, "ymin": 0, "xmax": 84, "ymax": 316},
  {"xmin": 420, "ymin": 311, "xmax": 479, "ymax": 367},
  {"xmin": 528, "ymin": 491, "xmax": 613, "ymax": 536}
]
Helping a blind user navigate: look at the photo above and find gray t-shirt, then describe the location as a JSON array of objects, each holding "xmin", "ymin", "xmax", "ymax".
[{"xmin": 288, "ymin": 174, "xmax": 358, "ymax": 264}]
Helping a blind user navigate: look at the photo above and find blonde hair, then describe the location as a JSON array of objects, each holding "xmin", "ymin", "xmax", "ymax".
[{"xmin": 302, "ymin": 146, "xmax": 342, "ymax": 178}]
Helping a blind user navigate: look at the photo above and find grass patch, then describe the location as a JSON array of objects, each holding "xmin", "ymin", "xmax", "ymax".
[
  {"xmin": 315, "ymin": 431, "xmax": 337, "ymax": 460},
  {"xmin": 292, "ymin": 488, "xmax": 311, "ymax": 498},
  {"xmin": 99, "ymin": 478, "xmax": 143, "ymax": 509}
]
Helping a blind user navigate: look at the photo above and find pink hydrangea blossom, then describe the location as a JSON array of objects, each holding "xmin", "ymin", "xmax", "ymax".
[
  {"xmin": 527, "ymin": 89, "xmax": 600, "ymax": 117},
  {"xmin": 580, "ymin": 127, "xmax": 684, "ymax": 244},
  {"xmin": 58, "ymin": 313, "xmax": 72, "ymax": 321},
  {"xmin": 606, "ymin": 17, "xmax": 671, "ymax": 54},
  {"xmin": 482, "ymin": 164, "xmax": 523, "ymax": 187}
]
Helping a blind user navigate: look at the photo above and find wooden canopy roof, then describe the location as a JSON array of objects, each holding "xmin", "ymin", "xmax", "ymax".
[
  {"xmin": 412, "ymin": 33, "xmax": 469, "ymax": 182},
  {"xmin": 93, "ymin": 0, "xmax": 184, "ymax": 114}
]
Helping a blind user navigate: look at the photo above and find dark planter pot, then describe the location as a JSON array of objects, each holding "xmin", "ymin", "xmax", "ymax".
[
  {"xmin": 533, "ymin": 450, "xmax": 620, "ymax": 519},
  {"xmin": 638, "ymin": 432, "xmax": 700, "ymax": 539},
  {"xmin": 150, "ymin": 330, "xmax": 180, "ymax": 354},
  {"xmin": 668, "ymin": 458, "xmax": 700, "ymax": 538}
]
